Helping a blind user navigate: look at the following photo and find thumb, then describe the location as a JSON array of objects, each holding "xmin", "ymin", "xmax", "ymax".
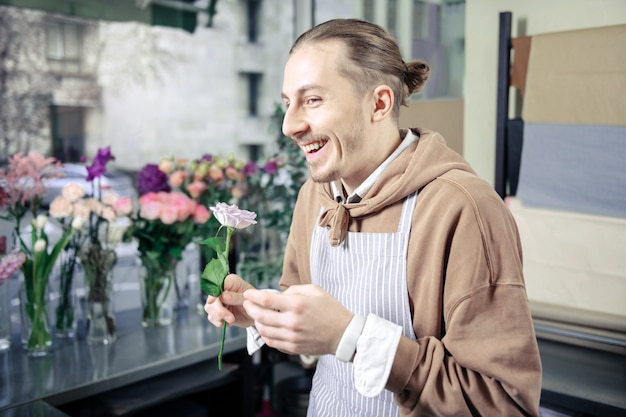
[{"xmin": 223, "ymin": 273, "xmax": 250, "ymax": 292}]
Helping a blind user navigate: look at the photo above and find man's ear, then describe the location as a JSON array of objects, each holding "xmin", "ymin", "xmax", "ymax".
[{"xmin": 371, "ymin": 85, "xmax": 394, "ymax": 122}]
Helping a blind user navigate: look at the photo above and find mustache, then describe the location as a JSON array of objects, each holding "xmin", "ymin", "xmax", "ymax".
[{"xmin": 292, "ymin": 133, "xmax": 328, "ymax": 145}]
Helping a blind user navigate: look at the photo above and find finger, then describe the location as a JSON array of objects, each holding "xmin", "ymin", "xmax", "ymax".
[
  {"xmin": 243, "ymin": 299, "xmax": 283, "ymax": 326},
  {"xmin": 243, "ymin": 289, "xmax": 283, "ymax": 311},
  {"xmin": 205, "ymin": 298, "xmax": 234, "ymax": 326},
  {"xmin": 220, "ymin": 290, "xmax": 245, "ymax": 307},
  {"xmin": 205, "ymin": 295, "xmax": 219, "ymax": 305}
]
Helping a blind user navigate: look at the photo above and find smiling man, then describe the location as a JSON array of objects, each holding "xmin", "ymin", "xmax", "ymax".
[{"xmin": 205, "ymin": 18, "xmax": 542, "ymax": 417}]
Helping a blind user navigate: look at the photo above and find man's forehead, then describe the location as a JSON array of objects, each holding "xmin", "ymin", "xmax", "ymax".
[{"xmin": 282, "ymin": 41, "xmax": 347, "ymax": 94}]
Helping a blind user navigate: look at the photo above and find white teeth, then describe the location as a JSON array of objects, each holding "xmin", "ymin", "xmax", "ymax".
[{"xmin": 302, "ymin": 141, "xmax": 325, "ymax": 153}]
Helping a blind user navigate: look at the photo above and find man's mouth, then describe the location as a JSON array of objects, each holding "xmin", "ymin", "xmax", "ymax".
[{"xmin": 301, "ymin": 139, "xmax": 328, "ymax": 154}]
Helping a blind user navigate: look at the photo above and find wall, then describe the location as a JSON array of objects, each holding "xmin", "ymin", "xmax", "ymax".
[
  {"xmin": 93, "ymin": 0, "xmax": 294, "ymax": 170},
  {"xmin": 464, "ymin": 0, "xmax": 626, "ymax": 184}
]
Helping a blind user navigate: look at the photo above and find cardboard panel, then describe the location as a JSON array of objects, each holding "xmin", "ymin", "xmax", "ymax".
[
  {"xmin": 510, "ymin": 36, "xmax": 531, "ymax": 97},
  {"xmin": 399, "ymin": 98, "xmax": 464, "ymax": 155},
  {"xmin": 523, "ymin": 24, "xmax": 626, "ymax": 125}
]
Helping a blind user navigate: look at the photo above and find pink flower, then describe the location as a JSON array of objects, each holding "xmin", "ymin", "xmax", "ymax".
[
  {"xmin": 169, "ymin": 170, "xmax": 187, "ymax": 188},
  {"xmin": 140, "ymin": 200, "xmax": 162, "ymax": 221},
  {"xmin": 159, "ymin": 204, "xmax": 179, "ymax": 225},
  {"xmin": 187, "ymin": 181, "xmax": 207, "ymax": 199},
  {"xmin": 85, "ymin": 198, "xmax": 104, "ymax": 217},
  {"xmin": 208, "ymin": 165, "xmax": 224, "ymax": 182},
  {"xmin": 192, "ymin": 205, "xmax": 211, "ymax": 224},
  {"xmin": 169, "ymin": 192, "xmax": 196, "ymax": 221},
  {"xmin": 101, "ymin": 192, "xmax": 119, "ymax": 206},
  {"xmin": 73, "ymin": 200, "xmax": 91, "ymax": 219},
  {"xmin": 61, "ymin": 183, "xmax": 86, "ymax": 203},
  {"xmin": 101, "ymin": 206, "xmax": 117, "ymax": 222},
  {"xmin": 225, "ymin": 166, "xmax": 244, "ymax": 182},
  {"xmin": 210, "ymin": 202, "xmax": 257, "ymax": 229},
  {"xmin": 113, "ymin": 197, "xmax": 133, "ymax": 216},
  {"xmin": 0, "ymin": 249, "xmax": 26, "ymax": 284},
  {"xmin": 49, "ymin": 195, "xmax": 73, "ymax": 218},
  {"xmin": 139, "ymin": 192, "xmax": 159, "ymax": 206},
  {"xmin": 0, "ymin": 151, "xmax": 62, "ymax": 209},
  {"xmin": 230, "ymin": 183, "xmax": 248, "ymax": 199}
]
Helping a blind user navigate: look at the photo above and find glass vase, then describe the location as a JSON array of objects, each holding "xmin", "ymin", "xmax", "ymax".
[
  {"xmin": 81, "ymin": 244, "xmax": 117, "ymax": 345},
  {"xmin": 53, "ymin": 252, "xmax": 79, "ymax": 339},
  {"xmin": 0, "ymin": 282, "xmax": 11, "ymax": 351},
  {"xmin": 19, "ymin": 277, "xmax": 52, "ymax": 357},
  {"xmin": 139, "ymin": 257, "xmax": 176, "ymax": 327}
]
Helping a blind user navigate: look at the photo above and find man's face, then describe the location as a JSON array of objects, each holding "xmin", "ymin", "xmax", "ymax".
[{"xmin": 281, "ymin": 41, "xmax": 373, "ymax": 188}]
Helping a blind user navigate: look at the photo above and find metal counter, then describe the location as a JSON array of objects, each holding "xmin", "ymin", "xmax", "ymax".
[{"xmin": 0, "ymin": 307, "xmax": 247, "ymax": 416}]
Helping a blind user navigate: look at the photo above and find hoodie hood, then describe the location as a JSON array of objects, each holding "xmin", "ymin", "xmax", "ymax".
[{"xmin": 318, "ymin": 128, "xmax": 475, "ymax": 246}]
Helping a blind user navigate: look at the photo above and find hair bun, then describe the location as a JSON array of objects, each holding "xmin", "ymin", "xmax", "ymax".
[{"xmin": 405, "ymin": 60, "xmax": 430, "ymax": 94}]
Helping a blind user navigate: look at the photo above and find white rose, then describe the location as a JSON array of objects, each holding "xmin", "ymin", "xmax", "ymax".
[{"xmin": 210, "ymin": 202, "xmax": 257, "ymax": 229}]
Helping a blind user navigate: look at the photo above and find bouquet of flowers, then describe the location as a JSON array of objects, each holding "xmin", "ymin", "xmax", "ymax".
[
  {"xmin": 125, "ymin": 163, "xmax": 211, "ymax": 325},
  {"xmin": 0, "ymin": 151, "xmax": 77, "ymax": 355},
  {"xmin": 155, "ymin": 153, "xmax": 251, "ymax": 208},
  {"xmin": 48, "ymin": 147, "xmax": 132, "ymax": 343}
]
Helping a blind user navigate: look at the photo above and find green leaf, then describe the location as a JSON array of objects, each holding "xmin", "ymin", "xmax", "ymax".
[
  {"xmin": 200, "ymin": 257, "xmax": 229, "ymax": 296},
  {"xmin": 200, "ymin": 236, "xmax": 226, "ymax": 253},
  {"xmin": 200, "ymin": 279, "xmax": 222, "ymax": 297}
]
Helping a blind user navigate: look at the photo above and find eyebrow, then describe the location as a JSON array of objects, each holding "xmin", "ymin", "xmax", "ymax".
[{"xmin": 281, "ymin": 83, "xmax": 325, "ymax": 101}]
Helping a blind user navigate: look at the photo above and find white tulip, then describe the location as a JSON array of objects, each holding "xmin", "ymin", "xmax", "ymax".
[
  {"xmin": 33, "ymin": 214, "xmax": 47, "ymax": 231},
  {"xmin": 71, "ymin": 216, "xmax": 86, "ymax": 231},
  {"xmin": 34, "ymin": 239, "xmax": 46, "ymax": 253}
]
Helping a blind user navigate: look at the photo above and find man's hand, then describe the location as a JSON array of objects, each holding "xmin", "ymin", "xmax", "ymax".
[
  {"xmin": 204, "ymin": 274, "xmax": 255, "ymax": 328},
  {"xmin": 243, "ymin": 284, "xmax": 353, "ymax": 356}
]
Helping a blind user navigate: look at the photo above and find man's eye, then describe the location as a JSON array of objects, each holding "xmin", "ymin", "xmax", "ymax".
[{"xmin": 306, "ymin": 97, "xmax": 321, "ymax": 105}]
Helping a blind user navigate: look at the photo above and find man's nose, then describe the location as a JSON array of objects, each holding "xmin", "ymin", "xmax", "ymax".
[{"xmin": 282, "ymin": 105, "xmax": 309, "ymax": 138}]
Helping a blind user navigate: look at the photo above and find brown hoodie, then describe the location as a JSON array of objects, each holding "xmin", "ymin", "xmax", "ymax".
[{"xmin": 280, "ymin": 128, "xmax": 542, "ymax": 416}]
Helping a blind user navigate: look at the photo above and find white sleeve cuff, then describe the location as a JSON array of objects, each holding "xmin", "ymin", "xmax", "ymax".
[
  {"xmin": 353, "ymin": 314, "xmax": 402, "ymax": 397},
  {"xmin": 335, "ymin": 314, "xmax": 366, "ymax": 362}
]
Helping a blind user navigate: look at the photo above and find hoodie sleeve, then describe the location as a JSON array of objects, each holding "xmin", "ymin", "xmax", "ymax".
[
  {"xmin": 386, "ymin": 173, "xmax": 542, "ymax": 417},
  {"xmin": 280, "ymin": 180, "xmax": 318, "ymax": 289}
]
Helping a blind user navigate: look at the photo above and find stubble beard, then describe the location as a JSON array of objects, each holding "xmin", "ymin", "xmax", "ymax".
[{"xmin": 307, "ymin": 110, "xmax": 365, "ymax": 185}]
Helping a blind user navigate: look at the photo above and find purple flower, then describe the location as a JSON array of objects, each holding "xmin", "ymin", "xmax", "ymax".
[
  {"xmin": 136, "ymin": 164, "xmax": 171, "ymax": 195},
  {"xmin": 94, "ymin": 147, "xmax": 115, "ymax": 166},
  {"xmin": 86, "ymin": 147, "xmax": 116, "ymax": 181},
  {"xmin": 242, "ymin": 161, "xmax": 258, "ymax": 176},
  {"xmin": 264, "ymin": 160, "xmax": 278, "ymax": 175},
  {"xmin": 86, "ymin": 163, "xmax": 106, "ymax": 181},
  {"xmin": 200, "ymin": 154, "xmax": 213, "ymax": 163}
]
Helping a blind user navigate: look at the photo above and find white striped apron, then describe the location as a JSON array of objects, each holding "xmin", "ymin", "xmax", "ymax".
[{"xmin": 307, "ymin": 192, "xmax": 418, "ymax": 417}]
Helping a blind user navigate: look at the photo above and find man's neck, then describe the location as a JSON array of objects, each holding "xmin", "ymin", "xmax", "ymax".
[{"xmin": 334, "ymin": 129, "xmax": 416, "ymax": 203}]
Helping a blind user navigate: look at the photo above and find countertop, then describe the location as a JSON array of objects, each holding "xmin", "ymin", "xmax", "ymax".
[{"xmin": 0, "ymin": 306, "xmax": 247, "ymax": 416}]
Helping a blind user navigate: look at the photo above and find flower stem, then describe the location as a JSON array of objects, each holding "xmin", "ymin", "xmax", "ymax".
[
  {"xmin": 219, "ymin": 320, "xmax": 226, "ymax": 370},
  {"xmin": 217, "ymin": 227, "xmax": 234, "ymax": 370}
]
